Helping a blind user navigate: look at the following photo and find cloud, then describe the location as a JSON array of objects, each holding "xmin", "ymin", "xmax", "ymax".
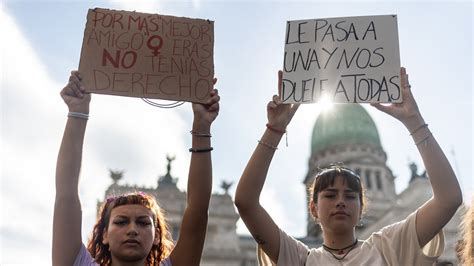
[
  {"xmin": 1, "ymin": 6, "xmax": 188, "ymax": 264},
  {"xmin": 1, "ymin": 6, "xmax": 60, "ymax": 264}
]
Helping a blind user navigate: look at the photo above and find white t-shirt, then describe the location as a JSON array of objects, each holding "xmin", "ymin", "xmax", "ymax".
[{"xmin": 258, "ymin": 211, "xmax": 444, "ymax": 266}]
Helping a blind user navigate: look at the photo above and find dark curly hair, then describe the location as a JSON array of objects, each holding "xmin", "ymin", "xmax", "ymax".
[{"xmin": 87, "ymin": 192, "xmax": 174, "ymax": 265}]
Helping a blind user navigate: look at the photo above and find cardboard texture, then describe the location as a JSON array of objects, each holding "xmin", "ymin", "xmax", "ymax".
[
  {"xmin": 282, "ymin": 15, "xmax": 400, "ymax": 104},
  {"xmin": 78, "ymin": 8, "xmax": 214, "ymax": 103}
]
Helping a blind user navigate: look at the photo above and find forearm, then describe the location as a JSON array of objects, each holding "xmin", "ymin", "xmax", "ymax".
[
  {"xmin": 55, "ymin": 117, "xmax": 88, "ymax": 198},
  {"xmin": 407, "ymin": 117, "xmax": 462, "ymax": 207},
  {"xmin": 52, "ymin": 117, "xmax": 87, "ymax": 265},
  {"xmin": 170, "ymin": 120, "xmax": 214, "ymax": 266},
  {"xmin": 235, "ymin": 129, "xmax": 283, "ymax": 210},
  {"xmin": 187, "ymin": 121, "xmax": 213, "ymax": 211}
]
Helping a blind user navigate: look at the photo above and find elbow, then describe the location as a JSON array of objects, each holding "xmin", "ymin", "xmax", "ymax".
[
  {"xmin": 448, "ymin": 198, "xmax": 463, "ymax": 216},
  {"xmin": 234, "ymin": 192, "xmax": 246, "ymax": 211},
  {"xmin": 453, "ymin": 192, "xmax": 463, "ymax": 209},
  {"xmin": 234, "ymin": 184, "xmax": 260, "ymax": 214},
  {"xmin": 234, "ymin": 197, "xmax": 246, "ymax": 212},
  {"xmin": 234, "ymin": 195, "xmax": 256, "ymax": 214},
  {"xmin": 450, "ymin": 186, "xmax": 463, "ymax": 209},
  {"xmin": 434, "ymin": 179, "xmax": 463, "ymax": 211},
  {"xmin": 442, "ymin": 189, "xmax": 463, "ymax": 211}
]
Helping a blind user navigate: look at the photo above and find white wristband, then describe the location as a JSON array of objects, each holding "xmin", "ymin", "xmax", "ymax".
[{"xmin": 68, "ymin": 112, "xmax": 89, "ymax": 120}]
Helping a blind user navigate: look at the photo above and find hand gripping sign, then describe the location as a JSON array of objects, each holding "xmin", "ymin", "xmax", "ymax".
[
  {"xmin": 79, "ymin": 8, "xmax": 214, "ymax": 103},
  {"xmin": 281, "ymin": 15, "xmax": 401, "ymax": 104}
]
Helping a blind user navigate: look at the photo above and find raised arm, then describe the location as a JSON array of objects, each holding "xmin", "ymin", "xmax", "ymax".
[
  {"xmin": 170, "ymin": 82, "xmax": 220, "ymax": 266},
  {"xmin": 53, "ymin": 71, "xmax": 91, "ymax": 265},
  {"xmin": 371, "ymin": 67, "xmax": 462, "ymax": 247},
  {"xmin": 235, "ymin": 71, "xmax": 299, "ymax": 263}
]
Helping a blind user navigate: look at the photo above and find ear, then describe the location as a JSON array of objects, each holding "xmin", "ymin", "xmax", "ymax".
[
  {"xmin": 102, "ymin": 228, "xmax": 109, "ymax": 245},
  {"xmin": 310, "ymin": 200, "xmax": 318, "ymax": 219},
  {"xmin": 153, "ymin": 227, "xmax": 161, "ymax": 245}
]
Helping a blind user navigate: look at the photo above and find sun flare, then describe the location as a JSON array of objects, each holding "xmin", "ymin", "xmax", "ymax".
[{"xmin": 318, "ymin": 94, "xmax": 334, "ymax": 112}]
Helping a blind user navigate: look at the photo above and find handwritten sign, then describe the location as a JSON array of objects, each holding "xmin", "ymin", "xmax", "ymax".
[
  {"xmin": 78, "ymin": 8, "xmax": 214, "ymax": 103},
  {"xmin": 282, "ymin": 15, "xmax": 400, "ymax": 104}
]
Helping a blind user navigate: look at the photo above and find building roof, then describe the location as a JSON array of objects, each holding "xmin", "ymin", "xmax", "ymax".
[{"xmin": 311, "ymin": 104, "xmax": 381, "ymax": 154}]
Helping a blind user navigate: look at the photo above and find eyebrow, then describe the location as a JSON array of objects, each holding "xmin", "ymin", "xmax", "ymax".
[
  {"xmin": 323, "ymin": 188, "xmax": 357, "ymax": 193},
  {"xmin": 113, "ymin": 215, "xmax": 152, "ymax": 219},
  {"xmin": 136, "ymin": 216, "xmax": 153, "ymax": 220}
]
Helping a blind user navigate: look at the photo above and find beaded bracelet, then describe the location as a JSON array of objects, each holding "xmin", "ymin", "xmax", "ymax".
[
  {"xmin": 189, "ymin": 147, "xmax": 213, "ymax": 153},
  {"xmin": 410, "ymin": 123, "xmax": 428, "ymax": 135},
  {"xmin": 190, "ymin": 131, "xmax": 212, "ymax": 137},
  {"xmin": 68, "ymin": 112, "xmax": 89, "ymax": 120},
  {"xmin": 415, "ymin": 132, "xmax": 433, "ymax": 146},
  {"xmin": 258, "ymin": 140, "xmax": 278, "ymax": 150}
]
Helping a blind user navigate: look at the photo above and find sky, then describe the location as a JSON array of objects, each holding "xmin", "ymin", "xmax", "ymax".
[{"xmin": 1, "ymin": 0, "xmax": 472, "ymax": 264}]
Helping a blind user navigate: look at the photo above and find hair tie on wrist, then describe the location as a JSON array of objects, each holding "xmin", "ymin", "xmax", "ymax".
[{"xmin": 68, "ymin": 112, "xmax": 89, "ymax": 120}]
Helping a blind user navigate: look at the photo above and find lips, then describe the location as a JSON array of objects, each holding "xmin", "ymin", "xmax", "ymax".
[
  {"xmin": 332, "ymin": 211, "xmax": 349, "ymax": 216},
  {"xmin": 123, "ymin": 239, "xmax": 140, "ymax": 245}
]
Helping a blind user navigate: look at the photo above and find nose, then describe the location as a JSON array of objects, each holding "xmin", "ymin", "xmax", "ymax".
[
  {"xmin": 336, "ymin": 194, "xmax": 346, "ymax": 208},
  {"xmin": 127, "ymin": 223, "xmax": 138, "ymax": 236}
]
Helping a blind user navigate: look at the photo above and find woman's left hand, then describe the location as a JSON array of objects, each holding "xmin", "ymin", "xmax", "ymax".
[
  {"xmin": 192, "ymin": 78, "xmax": 220, "ymax": 128},
  {"xmin": 371, "ymin": 67, "xmax": 424, "ymax": 130}
]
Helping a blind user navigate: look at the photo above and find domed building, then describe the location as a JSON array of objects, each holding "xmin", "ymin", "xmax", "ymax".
[
  {"xmin": 302, "ymin": 103, "xmax": 462, "ymax": 264},
  {"xmin": 304, "ymin": 104, "xmax": 397, "ymax": 237}
]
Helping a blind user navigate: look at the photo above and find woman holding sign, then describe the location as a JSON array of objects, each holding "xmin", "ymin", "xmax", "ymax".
[
  {"xmin": 235, "ymin": 67, "xmax": 462, "ymax": 265},
  {"xmin": 53, "ymin": 71, "xmax": 220, "ymax": 266}
]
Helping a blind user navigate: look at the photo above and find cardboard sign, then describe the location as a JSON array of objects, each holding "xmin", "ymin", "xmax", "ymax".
[
  {"xmin": 79, "ymin": 8, "xmax": 214, "ymax": 103},
  {"xmin": 282, "ymin": 15, "xmax": 400, "ymax": 104}
]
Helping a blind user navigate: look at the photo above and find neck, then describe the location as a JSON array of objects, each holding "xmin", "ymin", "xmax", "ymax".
[
  {"xmin": 111, "ymin": 258, "xmax": 146, "ymax": 266},
  {"xmin": 322, "ymin": 230, "xmax": 357, "ymax": 250}
]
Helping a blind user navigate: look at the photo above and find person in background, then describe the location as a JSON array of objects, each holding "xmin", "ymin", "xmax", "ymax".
[{"xmin": 458, "ymin": 197, "xmax": 473, "ymax": 266}]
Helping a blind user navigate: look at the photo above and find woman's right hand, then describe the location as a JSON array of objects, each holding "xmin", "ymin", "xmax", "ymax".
[
  {"xmin": 60, "ymin": 71, "xmax": 91, "ymax": 114},
  {"xmin": 266, "ymin": 70, "xmax": 300, "ymax": 130}
]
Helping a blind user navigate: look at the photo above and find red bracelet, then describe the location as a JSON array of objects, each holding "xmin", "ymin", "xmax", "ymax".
[
  {"xmin": 266, "ymin": 123, "xmax": 288, "ymax": 146},
  {"xmin": 266, "ymin": 123, "xmax": 286, "ymax": 134}
]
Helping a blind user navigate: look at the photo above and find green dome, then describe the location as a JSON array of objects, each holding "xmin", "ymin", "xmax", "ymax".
[{"xmin": 311, "ymin": 104, "xmax": 381, "ymax": 154}]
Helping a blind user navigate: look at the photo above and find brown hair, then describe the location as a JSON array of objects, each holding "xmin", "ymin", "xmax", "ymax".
[
  {"xmin": 458, "ymin": 197, "xmax": 473, "ymax": 266},
  {"xmin": 87, "ymin": 192, "xmax": 174, "ymax": 265},
  {"xmin": 309, "ymin": 165, "xmax": 367, "ymax": 214}
]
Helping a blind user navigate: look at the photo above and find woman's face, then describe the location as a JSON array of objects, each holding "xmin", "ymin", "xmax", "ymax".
[
  {"xmin": 102, "ymin": 204, "xmax": 159, "ymax": 264},
  {"xmin": 312, "ymin": 175, "xmax": 361, "ymax": 234}
]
